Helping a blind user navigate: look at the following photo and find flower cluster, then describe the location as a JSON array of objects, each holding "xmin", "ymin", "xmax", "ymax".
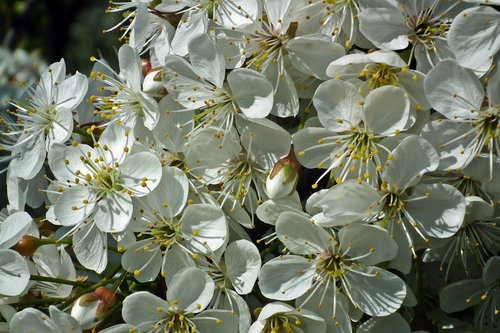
[{"xmin": 1, "ymin": 0, "xmax": 500, "ymax": 332}]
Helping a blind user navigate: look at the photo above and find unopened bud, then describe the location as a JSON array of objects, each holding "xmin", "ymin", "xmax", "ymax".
[
  {"xmin": 265, "ymin": 146, "xmax": 300, "ymax": 199},
  {"xmin": 71, "ymin": 287, "xmax": 116, "ymax": 330},
  {"xmin": 11, "ymin": 235, "xmax": 42, "ymax": 257},
  {"xmin": 141, "ymin": 59, "xmax": 152, "ymax": 77},
  {"xmin": 143, "ymin": 68, "xmax": 165, "ymax": 96}
]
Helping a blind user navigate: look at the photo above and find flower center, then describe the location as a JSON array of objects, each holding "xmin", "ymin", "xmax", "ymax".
[
  {"xmin": 262, "ymin": 314, "xmax": 302, "ymax": 333},
  {"xmin": 360, "ymin": 64, "xmax": 399, "ymax": 89},
  {"xmin": 157, "ymin": 307, "xmax": 196, "ymax": 333},
  {"xmin": 378, "ymin": 190, "xmax": 405, "ymax": 227},
  {"xmin": 318, "ymin": 254, "xmax": 345, "ymax": 279},
  {"xmin": 406, "ymin": 7, "xmax": 449, "ymax": 46},
  {"xmin": 148, "ymin": 219, "xmax": 182, "ymax": 247},
  {"xmin": 92, "ymin": 168, "xmax": 122, "ymax": 195}
]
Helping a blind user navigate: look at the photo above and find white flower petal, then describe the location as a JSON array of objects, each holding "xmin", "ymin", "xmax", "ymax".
[
  {"xmin": 98, "ymin": 123, "xmax": 134, "ymax": 165},
  {"xmin": 118, "ymin": 44, "xmax": 143, "ymax": 91},
  {"xmin": 292, "ymin": 127, "xmax": 341, "ymax": 169},
  {"xmin": 122, "ymin": 291, "xmax": 166, "ymax": 325},
  {"xmin": 218, "ymin": 290, "xmax": 252, "ymax": 333},
  {"xmin": 483, "ymin": 256, "xmax": 500, "ymax": 286},
  {"xmin": 49, "ymin": 305, "xmax": 82, "ymax": 333},
  {"xmin": 12, "ymin": 136, "xmax": 46, "ymax": 180},
  {"xmin": 345, "ymin": 266, "xmax": 406, "ymax": 316},
  {"xmin": 56, "ymin": 72, "xmax": 88, "ymax": 109},
  {"xmin": 129, "ymin": 4, "xmax": 150, "ymax": 51},
  {"xmin": 54, "ymin": 144, "xmax": 94, "ymax": 181},
  {"xmin": 188, "ymin": 34, "xmax": 225, "ymax": 88},
  {"xmin": 363, "ymin": 86, "xmax": 409, "ymax": 135},
  {"xmin": 487, "ymin": 59, "xmax": 500, "ymax": 105},
  {"xmin": 147, "ymin": 166, "xmax": 188, "ymax": 219},
  {"xmin": 239, "ymin": 118, "xmax": 291, "ymax": 169},
  {"xmin": 396, "ymin": 70, "xmax": 430, "ymax": 110},
  {"xmin": 296, "ymin": 287, "xmax": 351, "ymax": 333},
  {"xmin": 138, "ymin": 92, "xmax": 160, "ymax": 130},
  {"xmin": 120, "ymin": 152, "xmax": 162, "ymax": 197},
  {"xmin": 313, "ymin": 80, "xmax": 362, "ymax": 132},
  {"xmin": 448, "ymin": 6, "xmax": 500, "ymax": 72},
  {"xmin": 167, "ymin": 267, "xmax": 214, "ymax": 313},
  {"xmin": 382, "ymin": 135, "xmax": 439, "ymax": 190},
  {"xmin": 214, "ymin": 0, "xmax": 259, "ymax": 28},
  {"xmin": 405, "ymin": 183, "xmax": 466, "ymax": 238},
  {"xmin": 263, "ymin": 0, "xmax": 293, "ymax": 31},
  {"xmin": 152, "ymin": 96, "xmax": 194, "ymax": 152},
  {"xmin": 73, "ymin": 221, "xmax": 108, "ymax": 273},
  {"xmin": 225, "ymin": 240, "xmax": 261, "ymax": 295},
  {"xmin": 339, "ymin": 224, "xmax": 398, "ymax": 265},
  {"xmin": 424, "ymin": 59, "xmax": 484, "ymax": 119},
  {"xmin": 276, "ymin": 211, "xmax": 331, "ymax": 255},
  {"xmin": 54, "ymin": 187, "xmax": 95, "ymax": 226},
  {"xmin": 286, "ymin": 35, "xmax": 345, "ymax": 80},
  {"xmin": 227, "ymin": 69, "xmax": 273, "ymax": 118},
  {"xmin": 0, "ymin": 211, "xmax": 34, "ymax": 249},
  {"xmin": 387, "ymin": 222, "xmax": 413, "ymax": 274},
  {"xmin": 0, "ymin": 249, "xmax": 30, "ymax": 297},
  {"xmin": 440, "ymin": 279, "xmax": 485, "ymax": 313},
  {"xmin": 421, "ymin": 120, "xmax": 477, "ymax": 171},
  {"xmin": 180, "ymin": 204, "xmax": 227, "ymax": 254},
  {"xmin": 172, "ymin": 10, "xmax": 209, "ymax": 56},
  {"xmin": 94, "ymin": 191, "xmax": 133, "ymax": 233},
  {"xmin": 256, "ymin": 192, "xmax": 303, "ymax": 226},
  {"xmin": 122, "ymin": 240, "xmax": 162, "ymax": 283},
  {"xmin": 33, "ymin": 245, "xmax": 76, "ymax": 298},
  {"xmin": 222, "ymin": 197, "xmax": 254, "ymax": 229},
  {"xmin": 46, "ymin": 107, "xmax": 73, "ymax": 149},
  {"xmin": 258, "ymin": 255, "xmax": 315, "ymax": 301},
  {"xmin": 319, "ymin": 180, "xmax": 382, "ymax": 226},
  {"xmin": 162, "ymin": 245, "xmax": 195, "ymax": 285},
  {"xmin": 192, "ymin": 309, "xmax": 239, "ymax": 333},
  {"xmin": 9, "ymin": 308, "xmax": 59, "ymax": 333},
  {"xmin": 358, "ymin": 7, "xmax": 409, "ymax": 50},
  {"xmin": 357, "ymin": 313, "xmax": 411, "ymax": 333},
  {"xmin": 268, "ymin": 68, "xmax": 299, "ymax": 117}
]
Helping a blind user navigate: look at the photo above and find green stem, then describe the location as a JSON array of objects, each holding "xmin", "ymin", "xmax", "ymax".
[
  {"xmin": 30, "ymin": 275, "xmax": 89, "ymax": 288},
  {"xmin": 10, "ymin": 297, "xmax": 67, "ymax": 307},
  {"xmin": 413, "ymin": 253, "xmax": 430, "ymax": 330},
  {"xmin": 259, "ymin": 240, "xmax": 281, "ymax": 257},
  {"xmin": 72, "ymin": 126, "xmax": 94, "ymax": 139},
  {"xmin": 59, "ymin": 276, "xmax": 122, "ymax": 309}
]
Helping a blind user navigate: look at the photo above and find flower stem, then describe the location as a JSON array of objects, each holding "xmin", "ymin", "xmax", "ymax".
[
  {"xmin": 10, "ymin": 297, "xmax": 67, "ymax": 308},
  {"xmin": 30, "ymin": 275, "xmax": 89, "ymax": 288}
]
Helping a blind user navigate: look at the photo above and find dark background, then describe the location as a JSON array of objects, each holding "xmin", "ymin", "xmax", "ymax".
[{"xmin": 1, "ymin": 0, "xmax": 120, "ymax": 74}]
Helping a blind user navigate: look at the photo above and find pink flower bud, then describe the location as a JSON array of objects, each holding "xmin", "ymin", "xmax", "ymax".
[
  {"xmin": 71, "ymin": 287, "xmax": 116, "ymax": 330},
  {"xmin": 265, "ymin": 147, "xmax": 300, "ymax": 199}
]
